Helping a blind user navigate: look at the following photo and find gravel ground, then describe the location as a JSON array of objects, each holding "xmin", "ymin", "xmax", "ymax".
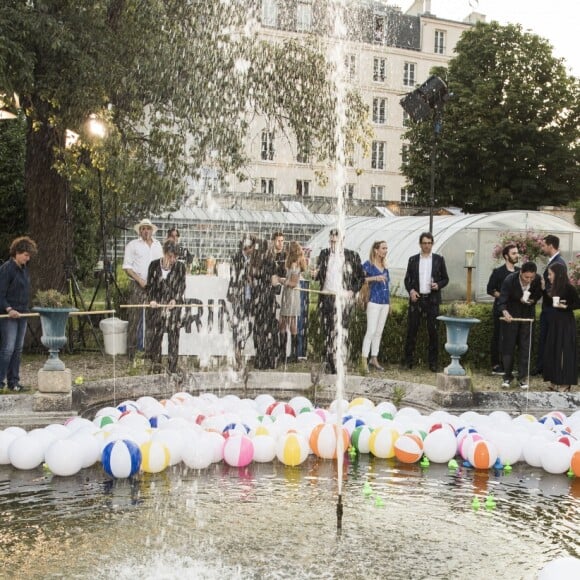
[{"xmin": 10, "ymin": 351, "xmax": 555, "ymax": 394}]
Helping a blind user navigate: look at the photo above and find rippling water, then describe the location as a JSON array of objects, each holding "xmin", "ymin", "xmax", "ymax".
[{"xmin": 0, "ymin": 457, "xmax": 578, "ymax": 579}]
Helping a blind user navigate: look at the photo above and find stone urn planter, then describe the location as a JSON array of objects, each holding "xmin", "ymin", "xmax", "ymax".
[
  {"xmin": 436, "ymin": 315, "xmax": 480, "ymax": 376},
  {"xmin": 33, "ymin": 290, "xmax": 78, "ymax": 371}
]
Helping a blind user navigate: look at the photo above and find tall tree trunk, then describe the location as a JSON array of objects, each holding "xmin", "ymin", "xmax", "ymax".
[{"xmin": 24, "ymin": 113, "xmax": 68, "ymax": 295}]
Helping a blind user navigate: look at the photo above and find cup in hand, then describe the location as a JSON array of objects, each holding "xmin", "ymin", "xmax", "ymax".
[
  {"xmin": 522, "ymin": 290, "xmax": 531, "ymax": 303},
  {"xmin": 552, "ymin": 296, "xmax": 560, "ymax": 307}
]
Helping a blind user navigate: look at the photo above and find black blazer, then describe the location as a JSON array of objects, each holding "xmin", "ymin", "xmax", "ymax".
[
  {"xmin": 542, "ymin": 254, "xmax": 568, "ymax": 308},
  {"xmin": 315, "ymin": 248, "xmax": 365, "ymax": 294},
  {"xmin": 497, "ymin": 271, "xmax": 542, "ymax": 319},
  {"xmin": 404, "ymin": 253, "xmax": 449, "ymax": 305}
]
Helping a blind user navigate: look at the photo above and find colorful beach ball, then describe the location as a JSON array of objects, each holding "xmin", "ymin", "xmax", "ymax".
[
  {"xmin": 252, "ymin": 435, "xmax": 277, "ymax": 463},
  {"xmin": 276, "ymin": 431, "xmax": 309, "ymax": 466},
  {"xmin": 140, "ymin": 440, "xmax": 171, "ymax": 473},
  {"xmin": 102, "ymin": 439, "xmax": 141, "ymax": 478},
  {"xmin": 223, "ymin": 435, "xmax": 254, "ymax": 467},
  {"xmin": 44, "ymin": 439, "xmax": 84, "ymax": 477},
  {"xmin": 266, "ymin": 402, "xmax": 296, "ymax": 418},
  {"xmin": 468, "ymin": 440, "xmax": 498, "ymax": 470},
  {"xmin": 222, "ymin": 423, "xmax": 250, "ymax": 438},
  {"xmin": 423, "ymin": 428, "xmax": 457, "ymax": 463},
  {"xmin": 8, "ymin": 434, "xmax": 45, "ymax": 470},
  {"xmin": 351, "ymin": 425, "xmax": 374, "ymax": 454},
  {"xmin": 309, "ymin": 424, "xmax": 350, "ymax": 459},
  {"xmin": 570, "ymin": 450, "xmax": 580, "ymax": 477},
  {"xmin": 394, "ymin": 434, "xmax": 424, "ymax": 464},
  {"xmin": 540, "ymin": 441, "xmax": 572, "ymax": 475},
  {"xmin": 369, "ymin": 426, "xmax": 399, "ymax": 459}
]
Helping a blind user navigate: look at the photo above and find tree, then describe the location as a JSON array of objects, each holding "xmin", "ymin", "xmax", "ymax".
[
  {"xmin": 402, "ymin": 21, "xmax": 580, "ymax": 213},
  {"xmin": 0, "ymin": 1, "xmax": 369, "ymax": 291}
]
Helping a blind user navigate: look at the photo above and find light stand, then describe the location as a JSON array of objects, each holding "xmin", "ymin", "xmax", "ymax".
[
  {"xmin": 400, "ymin": 75, "xmax": 450, "ymax": 233},
  {"xmin": 465, "ymin": 250, "xmax": 476, "ymax": 304}
]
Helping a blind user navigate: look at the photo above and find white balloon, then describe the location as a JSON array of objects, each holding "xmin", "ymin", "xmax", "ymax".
[
  {"xmin": 538, "ymin": 557, "xmax": 580, "ymax": 580},
  {"xmin": 540, "ymin": 441, "xmax": 572, "ymax": 474},
  {"xmin": 45, "ymin": 439, "xmax": 84, "ymax": 476},
  {"xmin": 8, "ymin": 435, "xmax": 44, "ymax": 470},
  {"xmin": 252, "ymin": 435, "xmax": 276, "ymax": 463},
  {"xmin": 423, "ymin": 429, "xmax": 457, "ymax": 463},
  {"xmin": 0, "ymin": 430, "xmax": 19, "ymax": 465}
]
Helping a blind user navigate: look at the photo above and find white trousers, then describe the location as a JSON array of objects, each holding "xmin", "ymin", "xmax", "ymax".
[{"xmin": 362, "ymin": 302, "xmax": 390, "ymax": 357}]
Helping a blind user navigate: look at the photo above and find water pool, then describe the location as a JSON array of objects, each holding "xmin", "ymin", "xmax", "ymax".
[{"xmin": 1, "ymin": 455, "xmax": 578, "ymax": 579}]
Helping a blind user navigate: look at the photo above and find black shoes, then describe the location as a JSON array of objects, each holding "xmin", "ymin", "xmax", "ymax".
[
  {"xmin": 8, "ymin": 383, "xmax": 25, "ymax": 392},
  {"xmin": 491, "ymin": 365, "xmax": 504, "ymax": 376}
]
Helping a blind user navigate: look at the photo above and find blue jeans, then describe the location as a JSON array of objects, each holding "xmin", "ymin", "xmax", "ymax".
[{"xmin": 0, "ymin": 317, "xmax": 27, "ymax": 387}]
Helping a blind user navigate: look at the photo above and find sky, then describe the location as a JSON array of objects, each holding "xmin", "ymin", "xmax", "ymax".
[{"xmin": 396, "ymin": 0, "xmax": 579, "ymax": 77}]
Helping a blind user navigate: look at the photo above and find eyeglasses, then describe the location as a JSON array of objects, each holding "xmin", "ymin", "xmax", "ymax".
[{"xmin": 421, "ymin": 241, "xmax": 433, "ymax": 245}]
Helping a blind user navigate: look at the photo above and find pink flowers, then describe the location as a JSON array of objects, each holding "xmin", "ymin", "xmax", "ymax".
[{"xmin": 491, "ymin": 230, "xmax": 546, "ymax": 264}]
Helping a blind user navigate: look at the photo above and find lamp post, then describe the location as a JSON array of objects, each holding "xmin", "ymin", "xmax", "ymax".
[
  {"xmin": 400, "ymin": 76, "xmax": 450, "ymax": 233},
  {"xmin": 465, "ymin": 249, "xmax": 476, "ymax": 305}
]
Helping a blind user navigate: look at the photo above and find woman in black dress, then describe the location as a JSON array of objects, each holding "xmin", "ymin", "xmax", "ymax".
[
  {"xmin": 146, "ymin": 240, "xmax": 186, "ymax": 373},
  {"xmin": 543, "ymin": 262, "xmax": 580, "ymax": 391}
]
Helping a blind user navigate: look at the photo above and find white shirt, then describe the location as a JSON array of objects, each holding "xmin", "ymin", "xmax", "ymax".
[
  {"xmin": 323, "ymin": 251, "xmax": 343, "ymax": 294},
  {"xmin": 123, "ymin": 237, "xmax": 163, "ymax": 280},
  {"xmin": 419, "ymin": 254, "xmax": 433, "ymax": 294}
]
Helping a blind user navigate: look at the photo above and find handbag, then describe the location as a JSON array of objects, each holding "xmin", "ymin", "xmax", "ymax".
[{"xmin": 357, "ymin": 281, "xmax": 370, "ymax": 310}]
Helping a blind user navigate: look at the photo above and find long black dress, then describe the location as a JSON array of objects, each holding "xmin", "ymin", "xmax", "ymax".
[{"xmin": 543, "ymin": 284, "xmax": 580, "ymax": 386}]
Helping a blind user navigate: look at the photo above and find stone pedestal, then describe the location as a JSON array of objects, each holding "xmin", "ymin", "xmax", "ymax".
[
  {"xmin": 436, "ymin": 372, "xmax": 472, "ymax": 392},
  {"xmin": 33, "ymin": 368, "xmax": 73, "ymax": 412}
]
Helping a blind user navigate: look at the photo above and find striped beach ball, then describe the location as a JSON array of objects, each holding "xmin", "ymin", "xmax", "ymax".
[
  {"xmin": 570, "ymin": 449, "xmax": 580, "ymax": 477},
  {"xmin": 102, "ymin": 439, "xmax": 141, "ymax": 478},
  {"xmin": 369, "ymin": 426, "xmax": 399, "ymax": 459},
  {"xmin": 468, "ymin": 440, "xmax": 498, "ymax": 470},
  {"xmin": 394, "ymin": 434, "xmax": 424, "ymax": 464},
  {"xmin": 266, "ymin": 402, "xmax": 296, "ymax": 418},
  {"xmin": 276, "ymin": 431, "xmax": 309, "ymax": 466},
  {"xmin": 140, "ymin": 440, "xmax": 170, "ymax": 473},
  {"xmin": 351, "ymin": 425, "xmax": 374, "ymax": 454},
  {"xmin": 309, "ymin": 424, "xmax": 350, "ymax": 459},
  {"xmin": 223, "ymin": 435, "xmax": 254, "ymax": 467}
]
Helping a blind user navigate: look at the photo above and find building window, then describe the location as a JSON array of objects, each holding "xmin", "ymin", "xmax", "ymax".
[
  {"xmin": 297, "ymin": 141, "xmax": 310, "ymax": 164},
  {"xmin": 296, "ymin": 179, "xmax": 310, "ymax": 197},
  {"xmin": 401, "ymin": 144, "xmax": 409, "ymax": 166},
  {"xmin": 296, "ymin": 1, "xmax": 312, "ymax": 32},
  {"xmin": 434, "ymin": 30, "xmax": 446, "ymax": 55},
  {"xmin": 371, "ymin": 141, "xmax": 385, "ymax": 170},
  {"xmin": 261, "ymin": 130, "xmax": 274, "ymax": 161},
  {"xmin": 373, "ymin": 15, "xmax": 385, "ymax": 44},
  {"xmin": 403, "ymin": 62, "xmax": 416, "ymax": 87},
  {"xmin": 401, "ymin": 188, "xmax": 415, "ymax": 203},
  {"xmin": 372, "ymin": 97, "xmax": 387, "ymax": 124},
  {"xmin": 262, "ymin": 0, "xmax": 278, "ymax": 27},
  {"xmin": 344, "ymin": 54, "xmax": 356, "ymax": 80},
  {"xmin": 402, "ymin": 110, "xmax": 410, "ymax": 127},
  {"xmin": 371, "ymin": 185, "xmax": 385, "ymax": 201},
  {"xmin": 344, "ymin": 183, "xmax": 355, "ymax": 199},
  {"xmin": 261, "ymin": 178, "xmax": 275, "ymax": 195},
  {"xmin": 373, "ymin": 57, "xmax": 386, "ymax": 82}
]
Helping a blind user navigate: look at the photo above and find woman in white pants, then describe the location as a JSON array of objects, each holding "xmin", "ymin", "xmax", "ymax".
[{"xmin": 361, "ymin": 241, "xmax": 390, "ymax": 371}]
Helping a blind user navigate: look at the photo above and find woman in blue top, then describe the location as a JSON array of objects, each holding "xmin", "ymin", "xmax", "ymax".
[{"xmin": 361, "ymin": 240, "xmax": 390, "ymax": 371}]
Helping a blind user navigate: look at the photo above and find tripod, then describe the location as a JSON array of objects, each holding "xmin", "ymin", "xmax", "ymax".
[{"xmin": 88, "ymin": 259, "xmax": 123, "ymax": 312}]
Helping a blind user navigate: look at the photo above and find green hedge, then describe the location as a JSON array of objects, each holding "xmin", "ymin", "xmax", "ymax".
[{"xmin": 306, "ymin": 297, "xmax": 580, "ymax": 371}]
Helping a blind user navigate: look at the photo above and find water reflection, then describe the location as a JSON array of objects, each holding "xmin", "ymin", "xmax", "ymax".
[{"xmin": 0, "ymin": 457, "xmax": 578, "ymax": 578}]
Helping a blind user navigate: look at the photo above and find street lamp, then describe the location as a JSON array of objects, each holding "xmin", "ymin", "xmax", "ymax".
[
  {"xmin": 465, "ymin": 249, "xmax": 476, "ymax": 304},
  {"xmin": 400, "ymin": 76, "xmax": 450, "ymax": 233},
  {"xmin": 86, "ymin": 115, "xmax": 112, "ymax": 310}
]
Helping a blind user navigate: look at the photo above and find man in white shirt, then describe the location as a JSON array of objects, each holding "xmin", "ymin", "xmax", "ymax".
[{"xmin": 123, "ymin": 218, "xmax": 163, "ymax": 359}]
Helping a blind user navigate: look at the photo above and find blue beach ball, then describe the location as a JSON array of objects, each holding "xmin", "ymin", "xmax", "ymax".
[{"xmin": 102, "ymin": 439, "xmax": 141, "ymax": 478}]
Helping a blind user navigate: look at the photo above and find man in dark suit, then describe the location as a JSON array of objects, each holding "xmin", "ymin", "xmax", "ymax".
[
  {"xmin": 227, "ymin": 234, "xmax": 256, "ymax": 369},
  {"xmin": 534, "ymin": 234, "xmax": 568, "ymax": 375},
  {"xmin": 498, "ymin": 262, "xmax": 543, "ymax": 389},
  {"xmin": 403, "ymin": 231, "xmax": 449, "ymax": 372},
  {"xmin": 312, "ymin": 228, "xmax": 365, "ymax": 374}
]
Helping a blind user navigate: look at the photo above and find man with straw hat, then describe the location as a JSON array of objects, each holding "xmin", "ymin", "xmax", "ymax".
[{"xmin": 123, "ymin": 219, "xmax": 163, "ymax": 360}]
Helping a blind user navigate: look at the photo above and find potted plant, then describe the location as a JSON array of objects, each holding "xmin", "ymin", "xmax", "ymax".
[
  {"xmin": 437, "ymin": 302, "xmax": 480, "ymax": 376},
  {"xmin": 33, "ymin": 290, "xmax": 78, "ymax": 371}
]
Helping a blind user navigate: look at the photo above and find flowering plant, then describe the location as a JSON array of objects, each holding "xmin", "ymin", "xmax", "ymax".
[
  {"xmin": 491, "ymin": 230, "xmax": 546, "ymax": 264},
  {"xmin": 568, "ymin": 253, "xmax": 580, "ymax": 288}
]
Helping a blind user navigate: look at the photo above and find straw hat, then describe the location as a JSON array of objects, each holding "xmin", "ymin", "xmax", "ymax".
[{"xmin": 134, "ymin": 218, "xmax": 158, "ymax": 234}]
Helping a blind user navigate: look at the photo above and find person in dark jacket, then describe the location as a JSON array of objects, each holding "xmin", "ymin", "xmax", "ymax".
[
  {"xmin": 497, "ymin": 261, "xmax": 542, "ymax": 389},
  {"xmin": 486, "ymin": 243, "xmax": 519, "ymax": 375},
  {"xmin": 403, "ymin": 231, "xmax": 449, "ymax": 372},
  {"xmin": 312, "ymin": 228, "xmax": 365, "ymax": 374},
  {"xmin": 145, "ymin": 240, "xmax": 186, "ymax": 374},
  {"xmin": 0, "ymin": 237, "xmax": 38, "ymax": 391}
]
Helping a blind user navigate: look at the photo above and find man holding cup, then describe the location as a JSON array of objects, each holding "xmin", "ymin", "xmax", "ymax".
[{"xmin": 497, "ymin": 262, "xmax": 542, "ymax": 389}]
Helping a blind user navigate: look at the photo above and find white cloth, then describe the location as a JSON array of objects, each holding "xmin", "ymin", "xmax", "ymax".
[
  {"xmin": 323, "ymin": 251, "xmax": 343, "ymax": 294},
  {"xmin": 362, "ymin": 302, "xmax": 390, "ymax": 357},
  {"xmin": 122, "ymin": 238, "xmax": 163, "ymax": 280},
  {"xmin": 419, "ymin": 254, "xmax": 433, "ymax": 294}
]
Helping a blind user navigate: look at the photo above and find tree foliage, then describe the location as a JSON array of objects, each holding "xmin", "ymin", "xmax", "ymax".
[
  {"xmin": 0, "ymin": 0, "xmax": 369, "ymax": 290},
  {"xmin": 402, "ymin": 21, "xmax": 580, "ymax": 212}
]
